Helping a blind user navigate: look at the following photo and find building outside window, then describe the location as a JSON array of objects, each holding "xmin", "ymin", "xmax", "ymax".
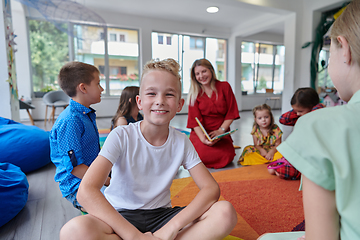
[
  {"xmin": 151, "ymin": 32, "xmax": 227, "ymax": 94},
  {"xmin": 241, "ymin": 41, "xmax": 285, "ymax": 94},
  {"xmin": 29, "ymin": 19, "xmax": 139, "ymax": 96}
]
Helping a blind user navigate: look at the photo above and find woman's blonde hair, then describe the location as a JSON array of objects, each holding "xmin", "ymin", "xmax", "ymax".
[
  {"xmin": 187, "ymin": 59, "xmax": 218, "ymax": 106},
  {"xmin": 330, "ymin": 0, "xmax": 360, "ymax": 67},
  {"xmin": 141, "ymin": 58, "xmax": 182, "ymax": 96},
  {"xmin": 252, "ymin": 104, "xmax": 275, "ymax": 135}
]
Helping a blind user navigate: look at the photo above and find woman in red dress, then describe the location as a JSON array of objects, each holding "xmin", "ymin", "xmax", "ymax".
[{"xmin": 187, "ymin": 59, "xmax": 240, "ymax": 169}]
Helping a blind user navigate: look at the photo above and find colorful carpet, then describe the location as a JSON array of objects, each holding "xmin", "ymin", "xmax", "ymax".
[
  {"xmin": 170, "ymin": 165, "xmax": 304, "ymax": 240},
  {"xmin": 98, "ymin": 129, "xmax": 302, "ymax": 239}
]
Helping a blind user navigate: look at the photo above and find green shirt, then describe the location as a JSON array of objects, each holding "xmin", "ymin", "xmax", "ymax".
[{"xmin": 278, "ymin": 90, "xmax": 360, "ymax": 240}]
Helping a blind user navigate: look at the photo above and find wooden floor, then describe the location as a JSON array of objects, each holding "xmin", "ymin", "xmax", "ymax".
[{"xmin": 0, "ymin": 110, "xmax": 291, "ymax": 240}]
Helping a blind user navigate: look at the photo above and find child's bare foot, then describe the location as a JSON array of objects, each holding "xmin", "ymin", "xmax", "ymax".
[{"xmin": 267, "ymin": 168, "xmax": 276, "ymax": 175}]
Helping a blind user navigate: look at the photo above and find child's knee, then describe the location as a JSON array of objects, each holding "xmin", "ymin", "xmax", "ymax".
[
  {"xmin": 214, "ymin": 201, "xmax": 238, "ymax": 226},
  {"xmin": 60, "ymin": 216, "xmax": 90, "ymax": 240}
]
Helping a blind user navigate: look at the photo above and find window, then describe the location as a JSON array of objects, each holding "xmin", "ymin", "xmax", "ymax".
[
  {"xmin": 190, "ymin": 37, "xmax": 204, "ymax": 49},
  {"xmin": 29, "ymin": 18, "xmax": 139, "ymax": 96},
  {"xmin": 119, "ymin": 34, "xmax": 125, "ymax": 42},
  {"xmin": 120, "ymin": 66, "xmax": 127, "ymax": 75},
  {"xmin": 158, "ymin": 35, "xmax": 164, "ymax": 44},
  {"xmin": 318, "ymin": 49, "xmax": 333, "ymax": 89},
  {"xmin": 241, "ymin": 41, "xmax": 285, "ymax": 94},
  {"xmin": 109, "ymin": 33, "xmax": 117, "ymax": 41},
  {"xmin": 152, "ymin": 32, "xmax": 227, "ymax": 94},
  {"xmin": 166, "ymin": 36, "xmax": 171, "ymax": 45},
  {"xmin": 28, "ymin": 19, "xmax": 69, "ymax": 93}
]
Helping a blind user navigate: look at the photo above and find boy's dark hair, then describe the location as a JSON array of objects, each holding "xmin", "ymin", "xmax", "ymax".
[
  {"xmin": 58, "ymin": 61, "xmax": 100, "ymax": 97},
  {"xmin": 290, "ymin": 87, "xmax": 320, "ymax": 109}
]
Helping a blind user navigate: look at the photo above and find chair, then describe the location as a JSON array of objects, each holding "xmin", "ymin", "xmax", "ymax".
[
  {"xmin": 43, "ymin": 90, "xmax": 70, "ymax": 125},
  {"xmin": 19, "ymin": 99, "xmax": 36, "ymax": 125},
  {"xmin": 265, "ymin": 96, "xmax": 281, "ymax": 109}
]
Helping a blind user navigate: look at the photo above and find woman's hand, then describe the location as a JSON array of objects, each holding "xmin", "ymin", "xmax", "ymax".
[
  {"xmin": 203, "ymin": 138, "xmax": 219, "ymax": 146},
  {"xmin": 209, "ymin": 129, "xmax": 224, "ymax": 139}
]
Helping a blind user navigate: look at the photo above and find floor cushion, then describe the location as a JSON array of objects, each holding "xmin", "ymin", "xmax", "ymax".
[
  {"xmin": 0, "ymin": 117, "xmax": 51, "ymax": 173},
  {"xmin": 0, "ymin": 162, "xmax": 29, "ymax": 227}
]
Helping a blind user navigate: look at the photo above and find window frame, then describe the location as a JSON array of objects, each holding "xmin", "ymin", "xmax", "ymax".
[
  {"xmin": 241, "ymin": 41, "xmax": 285, "ymax": 94},
  {"xmin": 27, "ymin": 17, "xmax": 140, "ymax": 97},
  {"xmin": 151, "ymin": 31, "xmax": 228, "ymax": 95}
]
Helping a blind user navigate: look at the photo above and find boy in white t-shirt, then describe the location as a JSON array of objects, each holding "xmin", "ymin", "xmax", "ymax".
[{"xmin": 60, "ymin": 58, "xmax": 238, "ymax": 240}]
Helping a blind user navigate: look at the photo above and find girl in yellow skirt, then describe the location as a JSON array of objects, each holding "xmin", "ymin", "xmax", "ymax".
[{"xmin": 238, "ymin": 104, "xmax": 283, "ymax": 165}]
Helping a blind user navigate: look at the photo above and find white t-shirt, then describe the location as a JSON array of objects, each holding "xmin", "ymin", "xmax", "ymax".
[{"xmin": 100, "ymin": 121, "xmax": 201, "ymax": 210}]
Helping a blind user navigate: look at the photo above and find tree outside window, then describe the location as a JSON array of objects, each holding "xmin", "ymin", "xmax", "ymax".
[
  {"xmin": 29, "ymin": 18, "xmax": 140, "ymax": 97},
  {"xmin": 29, "ymin": 19, "xmax": 69, "ymax": 96}
]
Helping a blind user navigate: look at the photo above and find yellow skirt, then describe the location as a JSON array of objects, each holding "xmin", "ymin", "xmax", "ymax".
[{"xmin": 239, "ymin": 151, "xmax": 283, "ymax": 166}]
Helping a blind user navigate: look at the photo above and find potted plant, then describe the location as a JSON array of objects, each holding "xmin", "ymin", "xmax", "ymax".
[{"xmin": 34, "ymin": 85, "xmax": 57, "ymax": 98}]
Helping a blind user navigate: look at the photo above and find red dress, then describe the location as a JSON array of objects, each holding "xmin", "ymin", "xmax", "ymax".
[{"xmin": 187, "ymin": 80, "xmax": 240, "ymax": 168}]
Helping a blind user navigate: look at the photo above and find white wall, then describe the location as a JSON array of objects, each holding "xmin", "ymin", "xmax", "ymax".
[
  {"xmin": 2, "ymin": 0, "xmax": 348, "ymax": 120},
  {"xmin": 0, "ymin": 1, "xmax": 11, "ymax": 118},
  {"xmin": 12, "ymin": 0, "xmax": 31, "ymax": 119}
]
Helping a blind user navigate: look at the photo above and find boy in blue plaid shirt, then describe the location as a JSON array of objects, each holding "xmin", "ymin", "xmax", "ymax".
[{"xmin": 50, "ymin": 62, "xmax": 110, "ymax": 211}]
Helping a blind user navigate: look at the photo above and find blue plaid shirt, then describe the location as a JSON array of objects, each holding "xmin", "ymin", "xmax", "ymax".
[{"xmin": 50, "ymin": 99, "xmax": 100, "ymax": 198}]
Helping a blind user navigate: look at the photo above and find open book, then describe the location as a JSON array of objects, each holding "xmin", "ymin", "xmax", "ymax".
[{"xmin": 195, "ymin": 117, "xmax": 238, "ymax": 142}]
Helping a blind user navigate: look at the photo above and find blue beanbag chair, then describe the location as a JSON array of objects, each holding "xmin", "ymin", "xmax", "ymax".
[
  {"xmin": 0, "ymin": 117, "xmax": 51, "ymax": 173},
  {"xmin": 0, "ymin": 162, "xmax": 29, "ymax": 227}
]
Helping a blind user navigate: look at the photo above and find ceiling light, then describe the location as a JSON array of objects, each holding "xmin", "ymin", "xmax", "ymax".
[{"xmin": 206, "ymin": 6, "xmax": 219, "ymax": 13}]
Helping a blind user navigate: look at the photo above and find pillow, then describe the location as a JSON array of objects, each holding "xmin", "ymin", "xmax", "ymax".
[
  {"xmin": 0, "ymin": 162, "xmax": 29, "ymax": 227},
  {"xmin": 0, "ymin": 117, "xmax": 51, "ymax": 173}
]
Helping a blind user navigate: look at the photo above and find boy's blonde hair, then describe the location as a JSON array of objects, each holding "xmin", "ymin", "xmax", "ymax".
[
  {"xmin": 58, "ymin": 61, "xmax": 100, "ymax": 97},
  {"xmin": 141, "ymin": 58, "xmax": 182, "ymax": 96},
  {"xmin": 252, "ymin": 104, "xmax": 275, "ymax": 135},
  {"xmin": 187, "ymin": 58, "xmax": 218, "ymax": 106},
  {"xmin": 330, "ymin": 0, "xmax": 360, "ymax": 67}
]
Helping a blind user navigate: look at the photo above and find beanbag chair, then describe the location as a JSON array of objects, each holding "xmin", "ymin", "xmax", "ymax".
[
  {"xmin": 0, "ymin": 162, "xmax": 29, "ymax": 227},
  {"xmin": 0, "ymin": 117, "xmax": 51, "ymax": 173}
]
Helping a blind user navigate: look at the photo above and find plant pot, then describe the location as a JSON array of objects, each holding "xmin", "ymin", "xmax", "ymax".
[{"xmin": 34, "ymin": 92, "xmax": 46, "ymax": 98}]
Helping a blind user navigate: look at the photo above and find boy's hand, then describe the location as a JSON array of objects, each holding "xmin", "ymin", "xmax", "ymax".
[
  {"xmin": 104, "ymin": 176, "xmax": 111, "ymax": 186},
  {"xmin": 153, "ymin": 226, "xmax": 178, "ymax": 240},
  {"xmin": 138, "ymin": 232, "xmax": 162, "ymax": 240}
]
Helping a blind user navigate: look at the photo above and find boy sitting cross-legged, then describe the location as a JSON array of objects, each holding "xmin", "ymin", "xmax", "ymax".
[
  {"xmin": 50, "ymin": 61, "xmax": 109, "ymax": 212},
  {"xmin": 60, "ymin": 58, "xmax": 237, "ymax": 240}
]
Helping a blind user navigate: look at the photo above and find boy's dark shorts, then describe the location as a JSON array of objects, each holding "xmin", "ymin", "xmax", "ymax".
[{"xmin": 118, "ymin": 206, "xmax": 185, "ymax": 233}]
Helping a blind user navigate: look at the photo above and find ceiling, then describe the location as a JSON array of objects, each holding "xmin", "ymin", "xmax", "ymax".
[{"xmin": 76, "ymin": 0, "xmax": 290, "ymax": 35}]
